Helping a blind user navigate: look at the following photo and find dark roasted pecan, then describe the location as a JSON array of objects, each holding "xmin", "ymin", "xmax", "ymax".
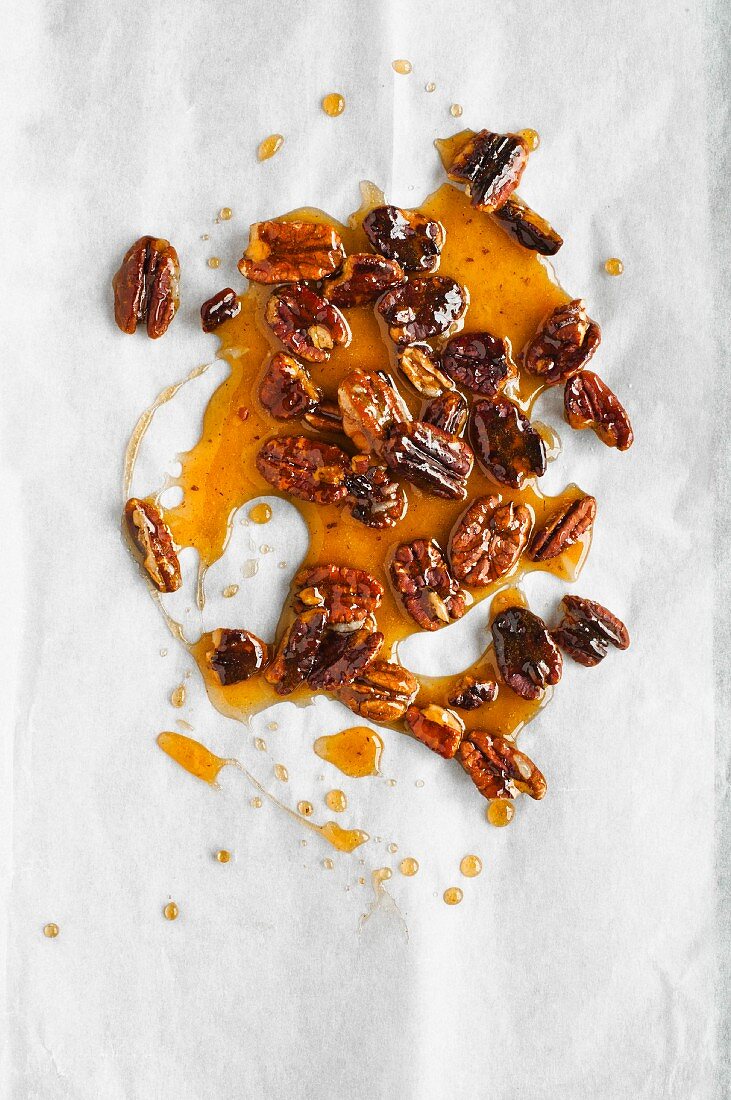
[
  {"xmin": 397, "ymin": 343, "xmax": 454, "ymax": 397},
  {"xmin": 293, "ymin": 564, "xmax": 383, "ymax": 624},
  {"xmin": 325, "ymin": 252, "xmax": 405, "ymax": 308},
  {"xmin": 345, "ymin": 455, "xmax": 408, "ymax": 529},
  {"xmin": 448, "ymin": 675, "xmax": 499, "ymax": 710},
  {"xmin": 334, "ymin": 659, "xmax": 418, "ymax": 723},
  {"xmin": 447, "ymin": 130, "xmax": 529, "ymax": 212},
  {"xmin": 303, "ymin": 399, "xmax": 344, "ymax": 435},
  {"xmin": 362, "ymin": 205, "xmax": 445, "ymax": 273},
  {"xmin": 524, "ymin": 299, "xmax": 601, "ymax": 385},
  {"xmin": 200, "ymin": 289, "xmax": 240, "ymax": 333},
  {"xmin": 238, "ymin": 220, "xmax": 345, "ymax": 283},
  {"xmin": 449, "ymin": 495, "xmax": 532, "ymax": 586},
  {"xmin": 265, "ymin": 283, "xmax": 350, "ymax": 363},
  {"xmin": 564, "ymin": 371, "xmax": 634, "ymax": 451},
  {"xmin": 378, "ymin": 276, "xmax": 468, "ymax": 345},
  {"xmin": 493, "ymin": 196, "xmax": 563, "ymax": 255},
  {"xmin": 405, "ymin": 704, "xmax": 464, "ymax": 759},
  {"xmin": 207, "ymin": 628, "xmax": 270, "ymax": 685},
  {"xmin": 308, "ymin": 625, "xmax": 383, "ymax": 690},
  {"xmin": 265, "ymin": 608, "xmax": 329, "ymax": 695},
  {"xmin": 422, "ymin": 391, "xmax": 469, "ymax": 436},
  {"xmin": 258, "ymin": 352, "xmax": 321, "ymax": 420},
  {"xmin": 256, "ymin": 436, "xmax": 350, "ymax": 504},
  {"xmin": 441, "ymin": 331, "xmax": 516, "ymax": 397},
  {"xmin": 124, "ymin": 497, "xmax": 181, "ymax": 592},
  {"xmin": 381, "ymin": 420, "xmax": 473, "ymax": 500},
  {"xmin": 458, "ymin": 732, "xmax": 546, "ymax": 800},
  {"xmin": 529, "ymin": 495, "xmax": 597, "ymax": 561},
  {"xmin": 113, "ymin": 236, "xmax": 180, "ymax": 339},
  {"xmin": 470, "ymin": 399, "xmax": 546, "ymax": 488},
  {"xmin": 338, "ymin": 369, "xmax": 410, "ymax": 453},
  {"xmin": 553, "ymin": 595, "xmax": 630, "ymax": 667},
  {"xmin": 391, "ymin": 539, "xmax": 466, "ymax": 631},
  {"xmin": 491, "ymin": 606, "xmax": 562, "ymax": 699}
]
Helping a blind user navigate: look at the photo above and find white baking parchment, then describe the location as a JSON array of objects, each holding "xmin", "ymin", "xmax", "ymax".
[{"xmin": 1, "ymin": 1, "xmax": 727, "ymax": 1097}]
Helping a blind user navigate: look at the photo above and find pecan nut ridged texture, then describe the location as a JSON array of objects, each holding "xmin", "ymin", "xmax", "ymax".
[
  {"xmin": 397, "ymin": 343, "xmax": 455, "ymax": 398},
  {"xmin": 564, "ymin": 370, "xmax": 634, "ymax": 451},
  {"xmin": 449, "ymin": 495, "xmax": 532, "ymax": 586},
  {"xmin": 113, "ymin": 236, "xmax": 180, "ymax": 339},
  {"xmin": 325, "ymin": 253, "xmax": 405, "ymax": 309},
  {"xmin": 491, "ymin": 606, "xmax": 563, "ymax": 700},
  {"xmin": 391, "ymin": 538, "xmax": 466, "ymax": 631},
  {"xmin": 458, "ymin": 732, "xmax": 546, "ymax": 800},
  {"xmin": 447, "ymin": 130, "xmax": 529, "ymax": 212},
  {"xmin": 207, "ymin": 629, "xmax": 270, "ymax": 685},
  {"xmin": 362, "ymin": 205, "xmax": 445, "ymax": 273},
  {"xmin": 258, "ymin": 352, "xmax": 321, "ymax": 420},
  {"xmin": 529, "ymin": 495, "xmax": 596, "ymax": 561},
  {"xmin": 303, "ymin": 399, "xmax": 344, "ymax": 435},
  {"xmin": 124, "ymin": 498, "xmax": 181, "ymax": 592},
  {"xmin": 378, "ymin": 276, "xmax": 468, "ymax": 345},
  {"xmin": 405, "ymin": 704, "xmax": 465, "ymax": 759},
  {"xmin": 448, "ymin": 675, "xmax": 499, "ymax": 711},
  {"xmin": 335, "ymin": 659, "xmax": 418, "ymax": 723},
  {"xmin": 469, "ymin": 398, "xmax": 546, "ymax": 488},
  {"xmin": 239, "ymin": 220, "xmax": 345, "ymax": 283},
  {"xmin": 524, "ymin": 299, "xmax": 601, "ymax": 385},
  {"xmin": 293, "ymin": 564, "xmax": 383, "ymax": 624},
  {"xmin": 265, "ymin": 283, "xmax": 350, "ymax": 363},
  {"xmin": 493, "ymin": 196, "xmax": 563, "ymax": 256},
  {"xmin": 256, "ymin": 436, "xmax": 350, "ymax": 504},
  {"xmin": 345, "ymin": 455, "xmax": 408, "ymax": 529},
  {"xmin": 200, "ymin": 288, "xmax": 241, "ymax": 332},
  {"xmin": 265, "ymin": 608, "xmax": 329, "ymax": 695},
  {"xmin": 553, "ymin": 595, "xmax": 630, "ymax": 667},
  {"xmin": 307, "ymin": 625, "xmax": 384, "ymax": 690},
  {"xmin": 422, "ymin": 391, "xmax": 469, "ymax": 437},
  {"xmin": 338, "ymin": 369, "xmax": 410, "ymax": 453},
  {"xmin": 441, "ymin": 331, "xmax": 517, "ymax": 397},
  {"xmin": 381, "ymin": 420, "xmax": 473, "ymax": 500}
]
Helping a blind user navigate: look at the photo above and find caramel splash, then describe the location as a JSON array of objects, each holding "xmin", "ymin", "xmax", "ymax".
[{"xmin": 313, "ymin": 727, "xmax": 384, "ymax": 778}]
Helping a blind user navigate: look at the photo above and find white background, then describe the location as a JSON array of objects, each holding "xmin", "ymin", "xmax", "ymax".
[{"xmin": 1, "ymin": 1, "xmax": 727, "ymax": 1097}]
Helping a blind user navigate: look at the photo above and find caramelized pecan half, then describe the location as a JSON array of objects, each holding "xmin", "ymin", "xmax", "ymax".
[
  {"xmin": 338, "ymin": 369, "xmax": 410, "ymax": 453},
  {"xmin": 449, "ymin": 495, "xmax": 532, "ymax": 586},
  {"xmin": 325, "ymin": 252, "xmax": 405, "ymax": 308},
  {"xmin": 491, "ymin": 606, "xmax": 562, "ymax": 699},
  {"xmin": 469, "ymin": 399, "xmax": 547, "ymax": 488},
  {"xmin": 529, "ymin": 495, "xmax": 596, "ymax": 561},
  {"xmin": 381, "ymin": 420, "xmax": 474, "ymax": 500},
  {"xmin": 345, "ymin": 455, "xmax": 408, "ymax": 529},
  {"xmin": 113, "ymin": 236, "xmax": 180, "ymax": 339},
  {"xmin": 564, "ymin": 371, "xmax": 634, "ymax": 451},
  {"xmin": 265, "ymin": 283, "xmax": 350, "ymax": 363},
  {"xmin": 459, "ymin": 732, "xmax": 546, "ymax": 800},
  {"xmin": 201, "ymin": 288, "xmax": 241, "ymax": 332},
  {"xmin": 441, "ymin": 331, "xmax": 517, "ymax": 397},
  {"xmin": 259, "ymin": 353, "xmax": 321, "ymax": 420},
  {"xmin": 293, "ymin": 564, "xmax": 383, "ymax": 624},
  {"xmin": 265, "ymin": 608, "xmax": 329, "ymax": 695},
  {"xmin": 378, "ymin": 276, "xmax": 468, "ymax": 345},
  {"xmin": 362, "ymin": 205, "xmax": 445, "ymax": 273},
  {"xmin": 239, "ymin": 220, "xmax": 345, "ymax": 283},
  {"xmin": 303, "ymin": 399, "xmax": 345, "ymax": 435},
  {"xmin": 447, "ymin": 130, "xmax": 529, "ymax": 212},
  {"xmin": 448, "ymin": 675, "xmax": 499, "ymax": 710},
  {"xmin": 493, "ymin": 196, "xmax": 563, "ymax": 256},
  {"xmin": 553, "ymin": 595, "xmax": 630, "ymax": 667},
  {"xmin": 334, "ymin": 659, "xmax": 418, "ymax": 723},
  {"xmin": 124, "ymin": 497, "xmax": 181, "ymax": 592},
  {"xmin": 256, "ymin": 436, "xmax": 350, "ymax": 504},
  {"xmin": 397, "ymin": 343, "xmax": 454, "ymax": 398},
  {"xmin": 524, "ymin": 299, "xmax": 601, "ymax": 385},
  {"xmin": 207, "ymin": 629, "xmax": 270, "ymax": 685},
  {"xmin": 405, "ymin": 704, "xmax": 464, "ymax": 759},
  {"xmin": 422, "ymin": 391, "xmax": 469, "ymax": 437},
  {"xmin": 391, "ymin": 539, "xmax": 466, "ymax": 631},
  {"xmin": 308, "ymin": 625, "xmax": 384, "ymax": 690}
]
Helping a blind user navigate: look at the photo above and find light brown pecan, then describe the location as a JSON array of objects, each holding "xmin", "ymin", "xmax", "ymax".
[
  {"xmin": 491, "ymin": 606, "xmax": 562, "ymax": 699},
  {"xmin": 207, "ymin": 629, "xmax": 270, "ymax": 685},
  {"xmin": 325, "ymin": 252, "xmax": 405, "ymax": 308},
  {"xmin": 239, "ymin": 220, "xmax": 345, "ymax": 283},
  {"xmin": 293, "ymin": 564, "xmax": 383, "ymax": 624},
  {"xmin": 381, "ymin": 420, "xmax": 474, "ymax": 500},
  {"xmin": 334, "ymin": 659, "xmax": 418, "ymax": 723},
  {"xmin": 422, "ymin": 391, "xmax": 469, "ymax": 436},
  {"xmin": 447, "ymin": 130, "xmax": 529, "ymax": 212},
  {"xmin": 469, "ymin": 398, "xmax": 547, "ymax": 488},
  {"xmin": 405, "ymin": 704, "xmax": 465, "ymax": 759},
  {"xmin": 265, "ymin": 608, "xmax": 329, "ymax": 695},
  {"xmin": 345, "ymin": 455, "xmax": 408, "ymax": 529},
  {"xmin": 362, "ymin": 205, "xmax": 445, "ymax": 273},
  {"xmin": 564, "ymin": 371, "xmax": 634, "ymax": 451},
  {"xmin": 258, "ymin": 353, "xmax": 321, "ymax": 420},
  {"xmin": 124, "ymin": 497, "xmax": 181, "ymax": 592},
  {"xmin": 529, "ymin": 495, "xmax": 597, "ymax": 561},
  {"xmin": 265, "ymin": 283, "xmax": 350, "ymax": 363},
  {"xmin": 378, "ymin": 276, "xmax": 469, "ymax": 345},
  {"xmin": 493, "ymin": 196, "xmax": 563, "ymax": 255},
  {"xmin": 200, "ymin": 288, "xmax": 241, "ymax": 332},
  {"xmin": 441, "ymin": 331, "xmax": 517, "ymax": 397},
  {"xmin": 113, "ymin": 236, "xmax": 180, "ymax": 339},
  {"xmin": 390, "ymin": 539, "xmax": 466, "ymax": 631},
  {"xmin": 458, "ymin": 732, "xmax": 546, "ymax": 800},
  {"xmin": 397, "ymin": 343, "xmax": 455, "ymax": 397},
  {"xmin": 256, "ymin": 436, "xmax": 350, "ymax": 504},
  {"xmin": 524, "ymin": 299, "xmax": 601, "ymax": 385},
  {"xmin": 447, "ymin": 675, "xmax": 499, "ymax": 710},
  {"xmin": 338, "ymin": 369, "xmax": 410, "ymax": 453},
  {"xmin": 553, "ymin": 595, "xmax": 630, "ymax": 667},
  {"xmin": 449, "ymin": 495, "xmax": 532, "ymax": 586}
]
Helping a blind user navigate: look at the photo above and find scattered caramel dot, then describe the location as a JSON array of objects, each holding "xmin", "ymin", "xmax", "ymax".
[
  {"xmin": 392, "ymin": 59, "xmax": 413, "ymax": 75},
  {"xmin": 159, "ymin": 648, "xmax": 168, "ymax": 657},
  {"xmin": 323, "ymin": 858, "xmax": 334, "ymax": 870},
  {"xmin": 415, "ymin": 779, "xmax": 425, "ymax": 789},
  {"xmin": 450, "ymin": 103, "xmax": 463, "ymax": 118},
  {"xmin": 251, "ymin": 797, "xmax": 263, "ymax": 809},
  {"xmin": 219, "ymin": 207, "xmax": 233, "ymax": 221},
  {"xmin": 215, "ymin": 849, "xmax": 232, "ymax": 863},
  {"xmin": 207, "ymin": 257, "xmax": 221, "ymax": 269},
  {"xmin": 325, "ymin": 789, "xmax": 347, "ymax": 813},
  {"xmin": 519, "ymin": 128, "xmax": 540, "ymax": 151},
  {"xmin": 387, "ymin": 842, "xmax": 398, "ymax": 854},
  {"xmin": 358, "ymin": 876, "xmax": 366, "ymax": 885},
  {"xmin": 163, "ymin": 902, "xmax": 179, "ymax": 921},
  {"xmin": 260, "ymin": 544, "xmax": 272, "ymax": 554},
  {"xmin": 487, "ymin": 798, "xmax": 515, "ymax": 827},
  {"xmin": 322, "ymin": 93, "xmax": 345, "ymax": 117},
  {"xmin": 300, "ymin": 839, "xmax": 307, "ymax": 847},
  {"xmin": 274, "ymin": 763, "xmax": 288, "ymax": 782},
  {"xmin": 170, "ymin": 685, "xmax": 186, "ymax": 709},
  {"xmin": 460, "ymin": 854, "xmax": 482, "ymax": 878},
  {"xmin": 254, "ymin": 737, "xmax": 267, "ymax": 752},
  {"xmin": 425, "ymin": 81, "xmax": 436, "ymax": 93},
  {"xmin": 387, "ymin": 778, "xmax": 397, "ymax": 787},
  {"xmin": 242, "ymin": 559, "xmax": 259, "ymax": 579},
  {"xmin": 267, "ymin": 721, "xmax": 279, "ymax": 731},
  {"xmin": 297, "ymin": 800, "xmax": 314, "ymax": 817},
  {"xmin": 222, "ymin": 584, "xmax": 239, "ymax": 598},
  {"xmin": 258, "ymin": 134, "xmax": 284, "ymax": 161},
  {"xmin": 43, "ymin": 923, "xmax": 59, "ymax": 938},
  {"xmin": 278, "ymin": 561, "xmax": 288, "ymax": 569},
  {"xmin": 249, "ymin": 502, "xmax": 272, "ymax": 524},
  {"xmin": 443, "ymin": 887, "xmax": 463, "ymax": 905},
  {"xmin": 605, "ymin": 257, "xmax": 624, "ymax": 276},
  {"xmin": 200, "ymin": 233, "xmax": 210, "ymax": 241},
  {"xmin": 399, "ymin": 857, "xmax": 419, "ymax": 877}
]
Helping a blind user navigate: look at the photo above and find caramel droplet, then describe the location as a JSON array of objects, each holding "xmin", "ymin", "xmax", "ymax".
[
  {"xmin": 322, "ymin": 858, "xmax": 335, "ymax": 870},
  {"xmin": 322, "ymin": 93, "xmax": 345, "ymax": 117},
  {"xmin": 605, "ymin": 257, "xmax": 624, "ymax": 276},
  {"xmin": 313, "ymin": 727, "xmax": 383, "ymax": 778},
  {"xmin": 460, "ymin": 854, "xmax": 482, "ymax": 878},
  {"xmin": 274, "ymin": 763, "xmax": 288, "ymax": 782},
  {"xmin": 387, "ymin": 842, "xmax": 398, "ymax": 854},
  {"xmin": 219, "ymin": 207, "xmax": 233, "ymax": 221},
  {"xmin": 399, "ymin": 857, "xmax": 419, "ymax": 877},
  {"xmin": 250, "ymin": 796, "xmax": 263, "ymax": 809},
  {"xmin": 325, "ymin": 789, "xmax": 347, "ymax": 813},
  {"xmin": 297, "ymin": 800, "xmax": 314, "ymax": 817},
  {"xmin": 207, "ymin": 257, "xmax": 221, "ymax": 269},
  {"xmin": 415, "ymin": 779, "xmax": 425, "ymax": 789},
  {"xmin": 487, "ymin": 798, "xmax": 516, "ymax": 827},
  {"xmin": 425, "ymin": 81, "xmax": 436, "ymax": 93},
  {"xmin": 450, "ymin": 103, "xmax": 463, "ymax": 118},
  {"xmin": 163, "ymin": 901, "xmax": 179, "ymax": 921},
  {"xmin": 519, "ymin": 128, "xmax": 540, "ymax": 151},
  {"xmin": 215, "ymin": 849, "xmax": 232, "ymax": 863},
  {"xmin": 392, "ymin": 59, "xmax": 413, "ymax": 75},
  {"xmin": 249, "ymin": 502, "xmax": 272, "ymax": 524},
  {"xmin": 170, "ymin": 684, "xmax": 186, "ymax": 708},
  {"xmin": 242, "ymin": 559, "xmax": 259, "ymax": 578},
  {"xmin": 254, "ymin": 737, "xmax": 267, "ymax": 752},
  {"xmin": 319, "ymin": 821, "xmax": 369, "ymax": 853},
  {"xmin": 267, "ymin": 721, "xmax": 279, "ymax": 731},
  {"xmin": 258, "ymin": 134, "xmax": 284, "ymax": 161},
  {"xmin": 443, "ymin": 887, "xmax": 463, "ymax": 905},
  {"xmin": 43, "ymin": 923, "xmax": 59, "ymax": 938},
  {"xmin": 222, "ymin": 584, "xmax": 239, "ymax": 598},
  {"xmin": 157, "ymin": 732, "xmax": 232, "ymax": 786}
]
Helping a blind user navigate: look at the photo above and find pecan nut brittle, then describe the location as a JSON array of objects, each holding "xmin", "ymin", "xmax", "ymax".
[
  {"xmin": 564, "ymin": 370, "xmax": 634, "ymax": 451},
  {"xmin": 124, "ymin": 497, "xmax": 182, "ymax": 592},
  {"xmin": 362, "ymin": 205, "xmax": 445, "ymax": 273},
  {"xmin": 325, "ymin": 252, "xmax": 405, "ymax": 309},
  {"xmin": 493, "ymin": 196, "xmax": 563, "ymax": 256},
  {"xmin": 553, "ymin": 595, "xmax": 630, "ymax": 667},
  {"xmin": 524, "ymin": 299, "xmax": 601, "ymax": 385},
  {"xmin": 422, "ymin": 391, "xmax": 469, "ymax": 437},
  {"xmin": 378, "ymin": 276, "xmax": 469, "ymax": 345},
  {"xmin": 447, "ymin": 130, "xmax": 529, "ymax": 212},
  {"xmin": 391, "ymin": 538, "xmax": 467, "ymax": 631},
  {"xmin": 307, "ymin": 625, "xmax": 384, "ymax": 690},
  {"xmin": 265, "ymin": 283, "xmax": 350, "ymax": 363},
  {"xmin": 491, "ymin": 606, "xmax": 562, "ymax": 699},
  {"xmin": 397, "ymin": 343, "xmax": 455, "ymax": 398},
  {"xmin": 256, "ymin": 436, "xmax": 350, "ymax": 504},
  {"xmin": 293, "ymin": 564, "xmax": 383, "ymax": 624},
  {"xmin": 207, "ymin": 629, "xmax": 270, "ymax": 685},
  {"xmin": 334, "ymin": 659, "xmax": 418, "ymax": 723},
  {"xmin": 449, "ymin": 495, "xmax": 532, "ymax": 586},
  {"xmin": 113, "ymin": 236, "xmax": 180, "ymax": 339},
  {"xmin": 441, "ymin": 331, "xmax": 517, "ymax": 397},
  {"xmin": 459, "ymin": 731, "xmax": 546, "ymax": 800},
  {"xmin": 239, "ymin": 220, "xmax": 345, "ymax": 283},
  {"xmin": 448, "ymin": 675, "xmax": 499, "ymax": 710},
  {"xmin": 201, "ymin": 288, "xmax": 241, "ymax": 332},
  {"xmin": 345, "ymin": 455, "xmax": 408, "ymax": 529},
  {"xmin": 265, "ymin": 608, "xmax": 329, "ymax": 695},
  {"xmin": 338, "ymin": 369, "xmax": 410, "ymax": 453},
  {"xmin": 470, "ymin": 398, "xmax": 547, "ymax": 488},
  {"xmin": 258, "ymin": 352, "xmax": 321, "ymax": 420},
  {"xmin": 381, "ymin": 420, "xmax": 474, "ymax": 500},
  {"xmin": 529, "ymin": 495, "xmax": 596, "ymax": 561},
  {"xmin": 405, "ymin": 704, "xmax": 465, "ymax": 759}
]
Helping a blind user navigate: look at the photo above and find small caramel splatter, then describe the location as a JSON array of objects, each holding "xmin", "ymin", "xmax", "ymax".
[
  {"xmin": 258, "ymin": 134, "xmax": 284, "ymax": 161},
  {"xmin": 254, "ymin": 737, "xmax": 267, "ymax": 752},
  {"xmin": 159, "ymin": 648, "xmax": 168, "ymax": 657},
  {"xmin": 387, "ymin": 842, "xmax": 398, "ymax": 854},
  {"xmin": 519, "ymin": 128, "xmax": 540, "ymax": 151},
  {"xmin": 163, "ymin": 902, "xmax": 179, "ymax": 921},
  {"xmin": 215, "ymin": 849, "xmax": 232, "ymax": 863},
  {"xmin": 222, "ymin": 583, "xmax": 239, "ymax": 598},
  {"xmin": 322, "ymin": 93, "xmax": 345, "ymax": 117},
  {"xmin": 297, "ymin": 800, "xmax": 314, "ymax": 817},
  {"xmin": 415, "ymin": 779, "xmax": 425, "ymax": 789},
  {"xmin": 207, "ymin": 257, "xmax": 221, "ymax": 269},
  {"xmin": 43, "ymin": 923, "xmax": 59, "ymax": 938},
  {"xmin": 399, "ymin": 858, "xmax": 419, "ymax": 877},
  {"xmin": 251, "ymin": 797, "xmax": 263, "ymax": 809},
  {"xmin": 460, "ymin": 854, "xmax": 482, "ymax": 878},
  {"xmin": 219, "ymin": 207, "xmax": 233, "ymax": 221},
  {"xmin": 325, "ymin": 789, "xmax": 347, "ymax": 813},
  {"xmin": 274, "ymin": 763, "xmax": 288, "ymax": 782},
  {"xmin": 443, "ymin": 887, "xmax": 463, "ymax": 905},
  {"xmin": 605, "ymin": 257, "xmax": 624, "ymax": 276},
  {"xmin": 487, "ymin": 798, "xmax": 515, "ymax": 827},
  {"xmin": 249, "ymin": 502, "xmax": 272, "ymax": 524},
  {"xmin": 387, "ymin": 778, "xmax": 397, "ymax": 787},
  {"xmin": 170, "ymin": 685, "xmax": 186, "ymax": 709},
  {"xmin": 450, "ymin": 104, "xmax": 463, "ymax": 118},
  {"xmin": 267, "ymin": 721, "xmax": 279, "ymax": 732},
  {"xmin": 200, "ymin": 233, "xmax": 210, "ymax": 241},
  {"xmin": 392, "ymin": 59, "xmax": 413, "ymax": 75},
  {"xmin": 425, "ymin": 81, "xmax": 436, "ymax": 93},
  {"xmin": 323, "ymin": 858, "xmax": 334, "ymax": 870}
]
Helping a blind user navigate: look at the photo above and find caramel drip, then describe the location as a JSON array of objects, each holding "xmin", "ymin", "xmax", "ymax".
[{"xmin": 313, "ymin": 727, "xmax": 384, "ymax": 778}]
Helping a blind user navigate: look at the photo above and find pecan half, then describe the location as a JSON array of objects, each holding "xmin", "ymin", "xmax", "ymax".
[
  {"xmin": 405, "ymin": 704, "xmax": 465, "ymax": 759},
  {"xmin": 458, "ymin": 732, "xmax": 546, "ymax": 800},
  {"xmin": 258, "ymin": 352, "xmax": 321, "ymax": 420},
  {"xmin": 553, "ymin": 595, "xmax": 630, "ymax": 667},
  {"xmin": 256, "ymin": 436, "xmax": 350, "ymax": 504},
  {"xmin": 325, "ymin": 252, "xmax": 405, "ymax": 308},
  {"xmin": 493, "ymin": 196, "xmax": 563, "ymax": 256},
  {"xmin": 201, "ymin": 288, "xmax": 241, "ymax": 332},
  {"xmin": 265, "ymin": 608, "xmax": 329, "ymax": 695},
  {"xmin": 338, "ymin": 369, "xmax": 410, "ymax": 453},
  {"xmin": 524, "ymin": 299, "xmax": 601, "ymax": 385},
  {"xmin": 441, "ymin": 331, "xmax": 516, "ymax": 397},
  {"xmin": 564, "ymin": 371, "xmax": 634, "ymax": 451},
  {"xmin": 447, "ymin": 130, "xmax": 529, "ymax": 212},
  {"xmin": 491, "ymin": 606, "xmax": 562, "ymax": 699},
  {"xmin": 381, "ymin": 420, "xmax": 473, "ymax": 500},
  {"xmin": 335, "ymin": 659, "xmax": 418, "ymax": 723},
  {"xmin": 449, "ymin": 495, "xmax": 532, "ymax": 586},
  {"xmin": 378, "ymin": 276, "xmax": 469, "ymax": 345},
  {"xmin": 391, "ymin": 539, "xmax": 466, "ymax": 631},
  {"xmin": 529, "ymin": 495, "xmax": 596, "ymax": 561},
  {"xmin": 303, "ymin": 399, "xmax": 344, "ymax": 435},
  {"xmin": 207, "ymin": 629, "xmax": 270, "ymax": 685},
  {"xmin": 345, "ymin": 455, "xmax": 408, "ymax": 529},
  {"xmin": 308, "ymin": 625, "xmax": 384, "ymax": 690},
  {"xmin": 265, "ymin": 283, "xmax": 350, "ymax": 363},
  {"xmin": 448, "ymin": 675, "xmax": 499, "ymax": 710},
  {"xmin": 470, "ymin": 399, "xmax": 547, "ymax": 488},
  {"xmin": 239, "ymin": 220, "xmax": 344, "ymax": 283},
  {"xmin": 124, "ymin": 497, "xmax": 182, "ymax": 592},
  {"xmin": 397, "ymin": 343, "xmax": 455, "ymax": 398},
  {"xmin": 293, "ymin": 564, "xmax": 383, "ymax": 624},
  {"xmin": 422, "ymin": 391, "xmax": 469, "ymax": 436},
  {"xmin": 362, "ymin": 205, "xmax": 445, "ymax": 273},
  {"xmin": 113, "ymin": 236, "xmax": 180, "ymax": 339}
]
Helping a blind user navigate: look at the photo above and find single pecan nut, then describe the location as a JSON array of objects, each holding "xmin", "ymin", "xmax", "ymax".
[
  {"xmin": 529, "ymin": 495, "xmax": 596, "ymax": 561},
  {"xmin": 448, "ymin": 675, "xmax": 499, "ymax": 710},
  {"xmin": 124, "ymin": 497, "xmax": 182, "ymax": 592},
  {"xmin": 381, "ymin": 420, "xmax": 474, "ymax": 500},
  {"xmin": 493, "ymin": 196, "xmax": 563, "ymax": 256},
  {"xmin": 345, "ymin": 455, "xmax": 408, "ymax": 529},
  {"xmin": 308, "ymin": 625, "xmax": 384, "ymax": 690},
  {"xmin": 447, "ymin": 130, "xmax": 529, "ymax": 212},
  {"xmin": 325, "ymin": 252, "xmax": 405, "ymax": 308},
  {"xmin": 265, "ymin": 283, "xmax": 350, "ymax": 363},
  {"xmin": 207, "ymin": 628, "xmax": 270, "ymax": 685},
  {"xmin": 422, "ymin": 391, "xmax": 469, "ymax": 436},
  {"xmin": 113, "ymin": 236, "xmax": 180, "ymax": 339},
  {"xmin": 564, "ymin": 371, "xmax": 633, "ymax": 451},
  {"xmin": 397, "ymin": 343, "xmax": 455, "ymax": 398},
  {"xmin": 458, "ymin": 732, "xmax": 546, "ymax": 800},
  {"xmin": 256, "ymin": 436, "xmax": 350, "ymax": 504},
  {"xmin": 303, "ymin": 399, "xmax": 345, "ymax": 435},
  {"xmin": 391, "ymin": 538, "xmax": 466, "ymax": 631},
  {"xmin": 293, "ymin": 564, "xmax": 383, "ymax": 624},
  {"xmin": 378, "ymin": 276, "xmax": 468, "ymax": 345},
  {"xmin": 405, "ymin": 704, "xmax": 465, "ymax": 759},
  {"xmin": 265, "ymin": 608, "xmax": 329, "ymax": 695},
  {"xmin": 491, "ymin": 606, "xmax": 562, "ymax": 699},
  {"xmin": 449, "ymin": 495, "xmax": 532, "ymax": 586},
  {"xmin": 553, "ymin": 595, "xmax": 630, "ymax": 667},
  {"xmin": 239, "ymin": 220, "xmax": 345, "ymax": 283},
  {"xmin": 362, "ymin": 205, "xmax": 445, "ymax": 273},
  {"xmin": 200, "ymin": 288, "xmax": 240, "ymax": 332},
  {"xmin": 338, "ymin": 369, "xmax": 410, "ymax": 453},
  {"xmin": 524, "ymin": 299, "xmax": 601, "ymax": 385},
  {"xmin": 258, "ymin": 352, "xmax": 321, "ymax": 420},
  {"xmin": 441, "ymin": 331, "xmax": 517, "ymax": 397},
  {"xmin": 470, "ymin": 398, "xmax": 547, "ymax": 488},
  {"xmin": 334, "ymin": 659, "xmax": 418, "ymax": 723}
]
